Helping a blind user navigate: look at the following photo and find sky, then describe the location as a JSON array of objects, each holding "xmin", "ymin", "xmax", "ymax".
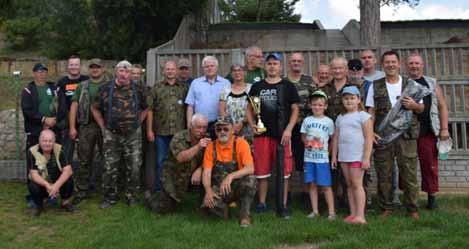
[{"xmin": 295, "ymin": 0, "xmax": 469, "ymax": 29}]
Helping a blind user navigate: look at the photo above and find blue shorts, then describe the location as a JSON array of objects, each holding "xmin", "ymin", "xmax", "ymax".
[{"xmin": 304, "ymin": 162, "xmax": 332, "ymax": 186}]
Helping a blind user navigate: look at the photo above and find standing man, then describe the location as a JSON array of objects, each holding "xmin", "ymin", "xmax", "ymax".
[
  {"xmin": 146, "ymin": 114, "xmax": 210, "ymax": 213},
  {"xmin": 247, "ymin": 53, "xmax": 300, "ymax": 218},
  {"xmin": 68, "ymin": 58, "xmax": 107, "ymax": 203},
  {"xmin": 315, "ymin": 64, "xmax": 331, "ymax": 88},
  {"xmin": 360, "ymin": 49, "xmax": 385, "ymax": 82},
  {"xmin": 322, "ymin": 57, "xmax": 349, "ymax": 121},
  {"xmin": 406, "ymin": 53, "xmax": 449, "ymax": 209},
  {"xmin": 320, "ymin": 57, "xmax": 350, "ymax": 208},
  {"xmin": 285, "ymin": 53, "xmax": 315, "ymax": 183},
  {"xmin": 366, "ymin": 51, "xmax": 423, "ymax": 219},
  {"xmin": 147, "ymin": 61, "xmax": 188, "ymax": 192},
  {"xmin": 202, "ymin": 116, "xmax": 257, "ymax": 227},
  {"xmin": 226, "ymin": 46, "xmax": 265, "ymax": 84},
  {"xmin": 22, "ymin": 63, "xmax": 63, "ymax": 153},
  {"xmin": 91, "ymin": 60, "xmax": 149, "ymax": 208},
  {"xmin": 177, "ymin": 58, "xmax": 193, "ymax": 85},
  {"xmin": 185, "ymin": 56, "xmax": 230, "ymax": 139},
  {"xmin": 57, "ymin": 55, "xmax": 89, "ymax": 162}
]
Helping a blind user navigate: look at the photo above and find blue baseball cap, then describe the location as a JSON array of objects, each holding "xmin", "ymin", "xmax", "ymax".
[
  {"xmin": 265, "ymin": 52, "xmax": 282, "ymax": 61},
  {"xmin": 342, "ymin": 85, "xmax": 360, "ymax": 96}
]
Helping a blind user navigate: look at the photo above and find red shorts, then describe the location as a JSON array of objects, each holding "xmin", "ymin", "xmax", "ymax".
[
  {"xmin": 343, "ymin": 162, "xmax": 362, "ymax": 168},
  {"xmin": 253, "ymin": 136, "xmax": 293, "ymax": 179}
]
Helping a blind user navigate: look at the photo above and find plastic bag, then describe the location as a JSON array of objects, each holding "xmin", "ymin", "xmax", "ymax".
[{"xmin": 376, "ymin": 79, "xmax": 432, "ymax": 146}]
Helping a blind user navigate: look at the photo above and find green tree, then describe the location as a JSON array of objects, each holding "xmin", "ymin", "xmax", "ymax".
[{"xmin": 219, "ymin": 0, "xmax": 300, "ymax": 23}]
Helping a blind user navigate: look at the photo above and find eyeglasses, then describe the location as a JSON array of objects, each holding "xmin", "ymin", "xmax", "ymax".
[{"xmin": 215, "ymin": 127, "xmax": 230, "ymax": 133}]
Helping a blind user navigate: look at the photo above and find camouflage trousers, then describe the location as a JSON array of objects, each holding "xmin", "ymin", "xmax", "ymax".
[
  {"xmin": 76, "ymin": 122, "xmax": 103, "ymax": 197},
  {"xmin": 102, "ymin": 127, "xmax": 142, "ymax": 201},
  {"xmin": 374, "ymin": 137, "xmax": 418, "ymax": 212},
  {"xmin": 203, "ymin": 162, "xmax": 257, "ymax": 217}
]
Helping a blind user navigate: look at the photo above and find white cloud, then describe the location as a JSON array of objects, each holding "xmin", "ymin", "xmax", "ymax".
[{"xmin": 298, "ymin": 0, "xmax": 469, "ymax": 28}]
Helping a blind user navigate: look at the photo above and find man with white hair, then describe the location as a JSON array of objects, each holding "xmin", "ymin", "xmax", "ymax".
[
  {"xmin": 146, "ymin": 113, "xmax": 211, "ymax": 213},
  {"xmin": 91, "ymin": 60, "xmax": 149, "ymax": 209},
  {"xmin": 226, "ymin": 46, "xmax": 265, "ymax": 84},
  {"xmin": 185, "ymin": 56, "xmax": 230, "ymax": 139}
]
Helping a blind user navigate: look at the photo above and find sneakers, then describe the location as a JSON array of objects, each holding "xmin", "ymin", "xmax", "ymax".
[
  {"xmin": 239, "ymin": 214, "xmax": 252, "ymax": 228},
  {"xmin": 255, "ymin": 203, "xmax": 268, "ymax": 213},
  {"xmin": 100, "ymin": 200, "xmax": 116, "ymax": 209},
  {"xmin": 426, "ymin": 195, "xmax": 438, "ymax": 210},
  {"xmin": 62, "ymin": 204, "xmax": 77, "ymax": 213},
  {"xmin": 127, "ymin": 199, "xmax": 138, "ymax": 207},
  {"xmin": 327, "ymin": 213, "xmax": 337, "ymax": 221},
  {"xmin": 31, "ymin": 206, "xmax": 43, "ymax": 217},
  {"xmin": 306, "ymin": 212, "xmax": 319, "ymax": 219},
  {"xmin": 279, "ymin": 207, "xmax": 291, "ymax": 219}
]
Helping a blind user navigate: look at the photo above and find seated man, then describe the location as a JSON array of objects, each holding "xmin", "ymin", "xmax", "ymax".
[
  {"xmin": 202, "ymin": 116, "xmax": 257, "ymax": 228},
  {"xmin": 146, "ymin": 113, "xmax": 211, "ymax": 213},
  {"xmin": 27, "ymin": 129, "xmax": 75, "ymax": 217}
]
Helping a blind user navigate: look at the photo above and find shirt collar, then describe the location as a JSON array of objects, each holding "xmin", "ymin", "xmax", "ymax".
[{"xmin": 204, "ymin": 75, "xmax": 220, "ymax": 84}]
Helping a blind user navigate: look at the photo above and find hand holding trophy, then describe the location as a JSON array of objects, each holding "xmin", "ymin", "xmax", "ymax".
[{"xmin": 248, "ymin": 95, "xmax": 267, "ymax": 134}]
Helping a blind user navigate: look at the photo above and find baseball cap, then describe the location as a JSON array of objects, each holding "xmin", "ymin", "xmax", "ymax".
[
  {"xmin": 32, "ymin": 63, "xmax": 48, "ymax": 72},
  {"xmin": 265, "ymin": 52, "xmax": 282, "ymax": 61},
  {"xmin": 215, "ymin": 115, "xmax": 233, "ymax": 126},
  {"xmin": 89, "ymin": 58, "xmax": 103, "ymax": 68},
  {"xmin": 310, "ymin": 90, "xmax": 329, "ymax": 101},
  {"xmin": 177, "ymin": 58, "xmax": 191, "ymax": 68},
  {"xmin": 348, "ymin": 59, "xmax": 363, "ymax": 71},
  {"xmin": 115, "ymin": 60, "xmax": 132, "ymax": 69},
  {"xmin": 342, "ymin": 85, "xmax": 361, "ymax": 96}
]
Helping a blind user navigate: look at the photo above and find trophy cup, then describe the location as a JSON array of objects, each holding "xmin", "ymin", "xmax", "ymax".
[{"xmin": 248, "ymin": 96, "xmax": 267, "ymax": 133}]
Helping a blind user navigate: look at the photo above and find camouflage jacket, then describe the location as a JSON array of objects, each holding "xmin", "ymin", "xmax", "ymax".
[
  {"xmin": 320, "ymin": 80, "xmax": 347, "ymax": 121},
  {"xmin": 285, "ymin": 74, "xmax": 316, "ymax": 123},
  {"xmin": 93, "ymin": 80, "xmax": 148, "ymax": 132},
  {"xmin": 161, "ymin": 129, "xmax": 204, "ymax": 201},
  {"xmin": 147, "ymin": 80, "xmax": 188, "ymax": 136},
  {"xmin": 373, "ymin": 76, "xmax": 419, "ymax": 140}
]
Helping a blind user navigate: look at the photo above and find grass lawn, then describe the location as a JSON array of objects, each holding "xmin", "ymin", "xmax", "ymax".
[{"xmin": 1, "ymin": 180, "xmax": 468, "ymax": 249}]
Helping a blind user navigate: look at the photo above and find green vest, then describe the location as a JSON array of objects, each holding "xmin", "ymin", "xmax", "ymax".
[{"xmin": 373, "ymin": 76, "xmax": 419, "ymax": 140}]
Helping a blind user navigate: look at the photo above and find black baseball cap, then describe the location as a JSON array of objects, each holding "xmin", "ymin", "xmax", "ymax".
[
  {"xmin": 348, "ymin": 59, "xmax": 363, "ymax": 71},
  {"xmin": 32, "ymin": 63, "xmax": 48, "ymax": 72}
]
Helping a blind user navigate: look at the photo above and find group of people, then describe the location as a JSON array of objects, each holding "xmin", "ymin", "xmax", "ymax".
[{"xmin": 21, "ymin": 46, "xmax": 449, "ymax": 227}]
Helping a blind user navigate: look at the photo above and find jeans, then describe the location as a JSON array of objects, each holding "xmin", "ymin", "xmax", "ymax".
[{"xmin": 155, "ymin": 135, "xmax": 173, "ymax": 192}]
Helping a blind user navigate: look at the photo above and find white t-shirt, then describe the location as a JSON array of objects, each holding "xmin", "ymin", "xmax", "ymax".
[
  {"xmin": 366, "ymin": 75, "xmax": 402, "ymax": 108},
  {"xmin": 335, "ymin": 111, "xmax": 371, "ymax": 162},
  {"xmin": 300, "ymin": 116, "xmax": 334, "ymax": 163}
]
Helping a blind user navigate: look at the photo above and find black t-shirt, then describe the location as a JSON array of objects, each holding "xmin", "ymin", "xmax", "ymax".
[
  {"xmin": 415, "ymin": 77, "xmax": 432, "ymax": 135},
  {"xmin": 57, "ymin": 75, "xmax": 89, "ymax": 111},
  {"xmin": 249, "ymin": 79, "xmax": 300, "ymax": 138},
  {"xmin": 27, "ymin": 147, "xmax": 67, "ymax": 182}
]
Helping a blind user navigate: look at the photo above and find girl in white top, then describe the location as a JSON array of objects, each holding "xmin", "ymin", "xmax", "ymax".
[{"xmin": 331, "ymin": 86, "xmax": 373, "ymax": 225}]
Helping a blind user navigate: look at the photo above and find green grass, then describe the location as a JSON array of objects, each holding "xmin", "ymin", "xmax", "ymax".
[{"xmin": 1, "ymin": 180, "xmax": 469, "ymax": 249}]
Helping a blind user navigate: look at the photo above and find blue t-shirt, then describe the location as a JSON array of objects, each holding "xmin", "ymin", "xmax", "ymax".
[{"xmin": 300, "ymin": 116, "xmax": 334, "ymax": 163}]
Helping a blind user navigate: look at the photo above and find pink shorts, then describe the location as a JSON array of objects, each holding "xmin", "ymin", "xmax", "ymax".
[
  {"xmin": 343, "ymin": 162, "xmax": 363, "ymax": 168},
  {"xmin": 253, "ymin": 136, "xmax": 293, "ymax": 179}
]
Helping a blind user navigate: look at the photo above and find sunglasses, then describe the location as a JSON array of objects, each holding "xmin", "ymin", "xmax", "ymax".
[{"xmin": 215, "ymin": 127, "xmax": 230, "ymax": 133}]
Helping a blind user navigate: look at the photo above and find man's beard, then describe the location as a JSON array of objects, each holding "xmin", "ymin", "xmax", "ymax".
[{"xmin": 219, "ymin": 134, "xmax": 230, "ymax": 143}]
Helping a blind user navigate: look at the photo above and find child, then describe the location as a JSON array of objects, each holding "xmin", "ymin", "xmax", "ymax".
[
  {"xmin": 300, "ymin": 90, "xmax": 336, "ymax": 220},
  {"xmin": 332, "ymin": 86, "xmax": 373, "ymax": 224}
]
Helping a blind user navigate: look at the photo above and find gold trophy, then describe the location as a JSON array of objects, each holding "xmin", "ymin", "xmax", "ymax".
[{"xmin": 248, "ymin": 96, "xmax": 267, "ymax": 133}]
